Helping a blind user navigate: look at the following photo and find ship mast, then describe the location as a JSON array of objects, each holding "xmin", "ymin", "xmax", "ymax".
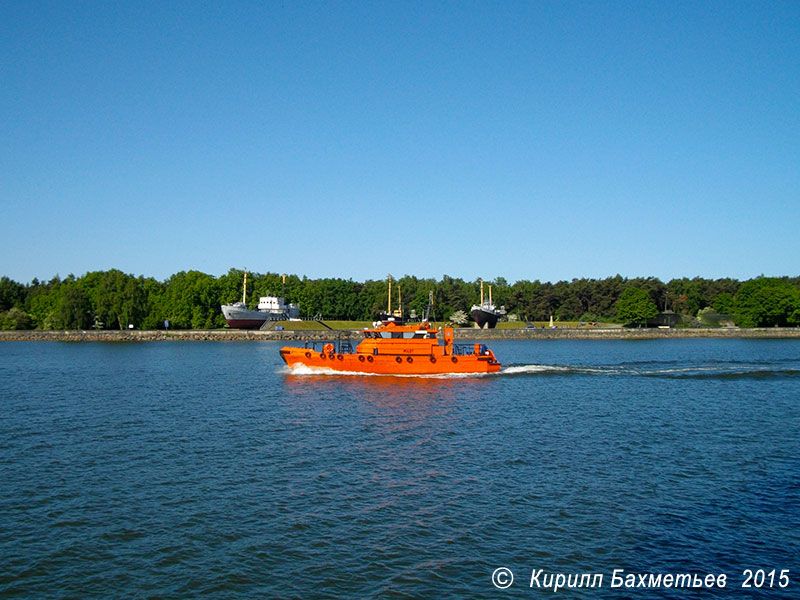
[
  {"xmin": 480, "ymin": 279, "xmax": 484, "ymax": 305},
  {"xmin": 396, "ymin": 283, "xmax": 402, "ymax": 318},
  {"xmin": 387, "ymin": 274, "xmax": 392, "ymax": 314},
  {"xmin": 242, "ymin": 269, "xmax": 248, "ymax": 304},
  {"xmin": 423, "ymin": 290, "xmax": 434, "ymax": 322}
]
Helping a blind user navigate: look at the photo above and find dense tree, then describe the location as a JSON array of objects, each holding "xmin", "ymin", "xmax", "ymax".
[
  {"xmin": 435, "ymin": 275, "xmax": 474, "ymax": 321},
  {"xmin": 82, "ymin": 270, "xmax": 147, "ymax": 329},
  {"xmin": 616, "ymin": 287, "xmax": 659, "ymax": 327},
  {"xmin": 25, "ymin": 276, "xmax": 61, "ymax": 328},
  {"xmin": 136, "ymin": 277, "xmax": 167, "ymax": 329},
  {"xmin": 0, "ymin": 307, "xmax": 33, "ymax": 329},
  {"xmin": 712, "ymin": 292, "xmax": 735, "ymax": 314},
  {"xmin": 297, "ymin": 278, "xmax": 364, "ymax": 320},
  {"xmin": 56, "ymin": 284, "xmax": 92, "ymax": 329},
  {"xmin": 509, "ymin": 280, "xmax": 536, "ymax": 321},
  {"xmin": 161, "ymin": 271, "xmax": 223, "ymax": 329},
  {"xmin": 593, "ymin": 275, "xmax": 626, "ymax": 317},
  {"xmin": 568, "ymin": 278, "xmax": 593, "ymax": 317},
  {"xmin": 733, "ymin": 278, "xmax": 800, "ymax": 327},
  {"xmin": 557, "ymin": 294, "xmax": 583, "ymax": 321},
  {"xmin": 0, "ymin": 276, "xmax": 25, "ymax": 311}
]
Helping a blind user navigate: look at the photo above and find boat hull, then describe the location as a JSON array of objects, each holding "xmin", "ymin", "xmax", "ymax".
[
  {"xmin": 221, "ymin": 305, "xmax": 270, "ymax": 329},
  {"xmin": 221, "ymin": 302, "xmax": 292, "ymax": 329},
  {"xmin": 280, "ymin": 347, "xmax": 501, "ymax": 375},
  {"xmin": 471, "ymin": 308, "xmax": 499, "ymax": 329}
]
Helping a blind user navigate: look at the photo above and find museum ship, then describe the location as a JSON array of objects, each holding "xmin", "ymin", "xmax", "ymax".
[
  {"xmin": 470, "ymin": 280, "xmax": 506, "ymax": 329},
  {"xmin": 221, "ymin": 271, "xmax": 299, "ymax": 329}
]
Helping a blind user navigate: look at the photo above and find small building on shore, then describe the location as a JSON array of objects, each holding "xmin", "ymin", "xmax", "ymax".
[{"xmin": 645, "ymin": 310, "xmax": 681, "ymax": 328}]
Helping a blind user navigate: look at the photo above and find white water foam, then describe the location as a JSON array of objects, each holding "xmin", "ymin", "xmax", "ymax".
[
  {"xmin": 281, "ymin": 362, "xmax": 788, "ymax": 379},
  {"xmin": 500, "ymin": 364, "xmax": 783, "ymax": 378},
  {"xmin": 500, "ymin": 364, "xmax": 614, "ymax": 375},
  {"xmin": 501, "ymin": 364, "xmax": 570, "ymax": 375}
]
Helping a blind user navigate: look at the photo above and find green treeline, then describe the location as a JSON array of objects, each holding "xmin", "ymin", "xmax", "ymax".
[{"xmin": 1, "ymin": 269, "xmax": 799, "ymax": 330}]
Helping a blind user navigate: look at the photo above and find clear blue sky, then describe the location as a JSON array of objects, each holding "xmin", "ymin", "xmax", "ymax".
[{"xmin": 2, "ymin": 1, "xmax": 798, "ymax": 285}]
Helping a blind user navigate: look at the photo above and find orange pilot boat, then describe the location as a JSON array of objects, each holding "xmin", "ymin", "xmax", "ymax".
[{"xmin": 280, "ymin": 321, "xmax": 501, "ymax": 375}]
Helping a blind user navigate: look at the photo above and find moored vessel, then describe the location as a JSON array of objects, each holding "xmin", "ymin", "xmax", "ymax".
[
  {"xmin": 221, "ymin": 271, "xmax": 299, "ymax": 329},
  {"xmin": 280, "ymin": 320, "xmax": 501, "ymax": 375},
  {"xmin": 374, "ymin": 274, "xmax": 405, "ymax": 325},
  {"xmin": 470, "ymin": 280, "xmax": 506, "ymax": 329}
]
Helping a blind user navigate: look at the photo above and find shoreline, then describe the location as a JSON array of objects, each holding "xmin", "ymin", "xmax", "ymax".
[{"xmin": 2, "ymin": 327, "xmax": 800, "ymax": 342}]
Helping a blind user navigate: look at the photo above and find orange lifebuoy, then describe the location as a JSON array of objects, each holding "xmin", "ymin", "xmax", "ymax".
[{"xmin": 323, "ymin": 343, "xmax": 334, "ymax": 354}]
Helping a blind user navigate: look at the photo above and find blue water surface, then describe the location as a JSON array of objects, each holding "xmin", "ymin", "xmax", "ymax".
[{"xmin": 1, "ymin": 339, "xmax": 798, "ymax": 598}]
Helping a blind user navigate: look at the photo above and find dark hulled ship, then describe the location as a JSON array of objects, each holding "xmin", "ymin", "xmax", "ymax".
[{"xmin": 470, "ymin": 280, "xmax": 506, "ymax": 329}]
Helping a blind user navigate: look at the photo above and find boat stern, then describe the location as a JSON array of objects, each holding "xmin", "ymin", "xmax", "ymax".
[{"xmin": 473, "ymin": 343, "xmax": 501, "ymax": 372}]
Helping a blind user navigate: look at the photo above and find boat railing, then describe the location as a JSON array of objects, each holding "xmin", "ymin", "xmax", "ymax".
[
  {"xmin": 451, "ymin": 343, "xmax": 476, "ymax": 356},
  {"xmin": 303, "ymin": 339, "xmax": 354, "ymax": 354}
]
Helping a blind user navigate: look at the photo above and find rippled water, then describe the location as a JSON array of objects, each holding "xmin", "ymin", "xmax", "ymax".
[{"xmin": 1, "ymin": 339, "xmax": 798, "ymax": 598}]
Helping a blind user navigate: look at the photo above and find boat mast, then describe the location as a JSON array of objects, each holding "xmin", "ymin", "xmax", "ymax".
[
  {"xmin": 423, "ymin": 290, "xmax": 434, "ymax": 322},
  {"xmin": 480, "ymin": 279, "xmax": 484, "ymax": 305},
  {"xmin": 242, "ymin": 269, "xmax": 248, "ymax": 304},
  {"xmin": 489, "ymin": 284, "xmax": 493, "ymax": 307},
  {"xmin": 397, "ymin": 283, "xmax": 402, "ymax": 317},
  {"xmin": 387, "ymin": 274, "xmax": 392, "ymax": 314}
]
